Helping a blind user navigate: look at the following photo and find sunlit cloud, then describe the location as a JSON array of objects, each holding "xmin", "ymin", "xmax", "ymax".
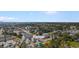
[
  {"xmin": 0, "ymin": 16, "xmax": 17, "ymax": 21},
  {"xmin": 44, "ymin": 11, "xmax": 58, "ymax": 15}
]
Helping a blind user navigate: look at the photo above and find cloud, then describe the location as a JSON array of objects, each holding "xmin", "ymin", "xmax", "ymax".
[
  {"xmin": 0, "ymin": 16, "xmax": 16, "ymax": 21},
  {"xmin": 43, "ymin": 11, "xmax": 58, "ymax": 15}
]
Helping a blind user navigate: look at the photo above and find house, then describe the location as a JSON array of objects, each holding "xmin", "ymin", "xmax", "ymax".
[
  {"xmin": 33, "ymin": 35, "xmax": 45, "ymax": 39},
  {"xmin": 43, "ymin": 33, "xmax": 50, "ymax": 38}
]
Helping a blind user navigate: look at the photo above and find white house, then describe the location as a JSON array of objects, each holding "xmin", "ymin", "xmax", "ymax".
[{"xmin": 33, "ymin": 35, "xmax": 45, "ymax": 39}]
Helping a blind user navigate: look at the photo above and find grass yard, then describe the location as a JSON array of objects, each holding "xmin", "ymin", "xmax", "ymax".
[{"xmin": 69, "ymin": 41, "xmax": 79, "ymax": 48}]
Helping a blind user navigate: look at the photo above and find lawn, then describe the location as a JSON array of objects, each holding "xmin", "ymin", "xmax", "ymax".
[{"xmin": 69, "ymin": 41, "xmax": 79, "ymax": 48}]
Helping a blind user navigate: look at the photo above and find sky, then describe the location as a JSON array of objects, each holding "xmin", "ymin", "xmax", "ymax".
[{"xmin": 0, "ymin": 11, "xmax": 79, "ymax": 22}]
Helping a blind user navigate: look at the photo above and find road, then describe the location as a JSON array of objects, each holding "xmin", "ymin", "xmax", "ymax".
[{"xmin": 18, "ymin": 28, "xmax": 33, "ymax": 47}]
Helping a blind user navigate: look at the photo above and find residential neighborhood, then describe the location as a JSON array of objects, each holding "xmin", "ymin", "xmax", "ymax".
[{"xmin": 0, "ymin": 22, "xmax": 79, "ymax": 48}]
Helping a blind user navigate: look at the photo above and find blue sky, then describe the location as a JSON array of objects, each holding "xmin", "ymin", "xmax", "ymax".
[{"xmin": 0, "ymin": 11, "xmax": 79, "ymax": 22}]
